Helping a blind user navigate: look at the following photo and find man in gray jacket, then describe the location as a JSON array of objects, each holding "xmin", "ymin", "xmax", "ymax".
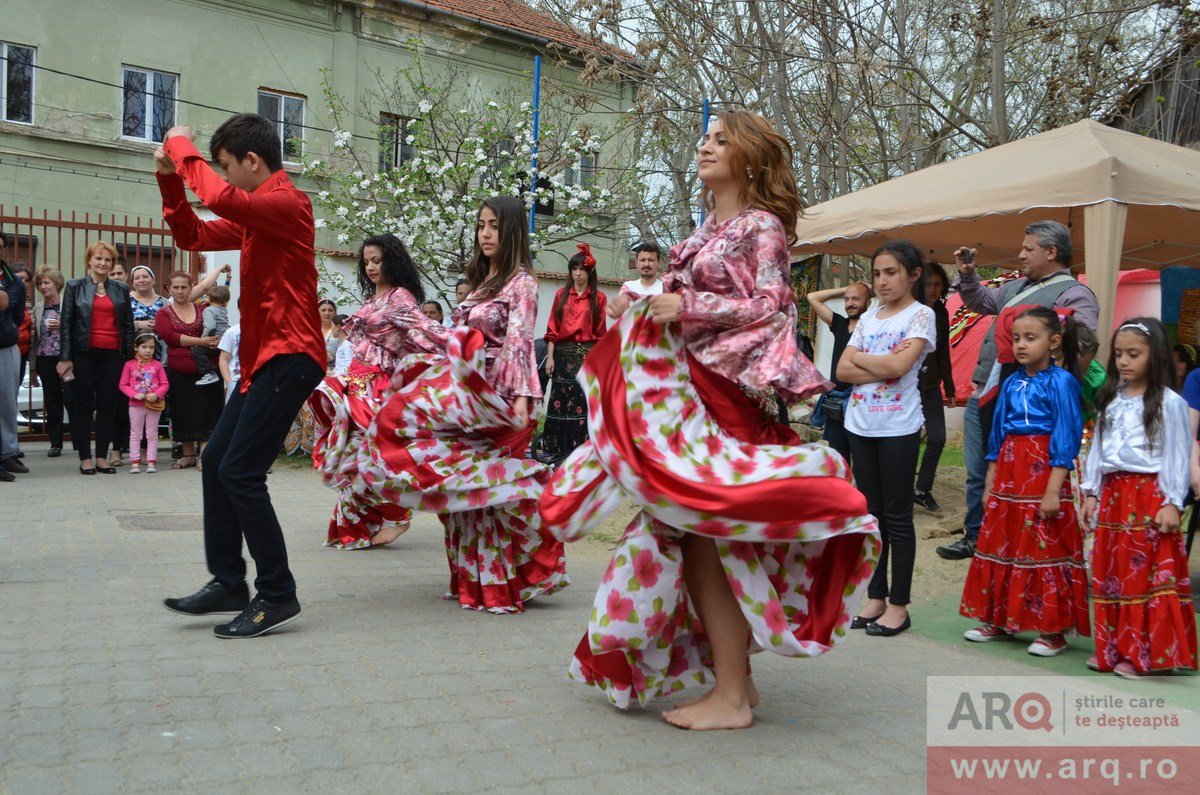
[{"xmin": 936, "ymin": 220, "xmax": 1099, "ymax": 560}]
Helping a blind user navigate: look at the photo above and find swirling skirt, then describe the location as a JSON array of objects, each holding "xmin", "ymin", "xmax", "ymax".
[
  {"xmin": 538, "ymin": 303, "xmax": 881, "ymax": 708},
  {"xmin": 310, "ymin": 361, "xmax": 416, "ymax": 549},
  {"xmin": 360, "ymin": 329, "xmax": 568, "ymax": 613}
]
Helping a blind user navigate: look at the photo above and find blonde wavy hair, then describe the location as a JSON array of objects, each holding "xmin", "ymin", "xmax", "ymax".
[
  {"xmin": 83, "ymin": 240, "xmax": 119, "ymax": 273},
  {"xmin": 700, "ymin": 110, "xmax": 804, "ymax": 243}
]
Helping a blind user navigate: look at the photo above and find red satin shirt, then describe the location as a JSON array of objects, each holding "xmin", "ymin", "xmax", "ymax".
[
  {"xmin": 157, "ymin": 137, "xmax": 325, "ymax": 391},
  {"xmin": 544, "ymin": 287, "xmax": 607, "ymax": 344}
]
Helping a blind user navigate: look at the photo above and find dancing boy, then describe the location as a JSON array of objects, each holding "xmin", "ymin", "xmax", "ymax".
[{"xmin": 157, "ymin": 114, "xmax": 326, "ymax": 638}]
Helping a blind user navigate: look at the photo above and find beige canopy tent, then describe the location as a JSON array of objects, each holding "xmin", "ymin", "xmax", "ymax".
[{"xmin": 792, "ymin": 119, "xmax": 1200, "ymax": 344}]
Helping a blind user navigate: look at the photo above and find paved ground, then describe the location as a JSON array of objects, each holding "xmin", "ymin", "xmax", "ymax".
[{"xmin": 0, "ymin": 442, "xmax": 1160, "ymax": 793}]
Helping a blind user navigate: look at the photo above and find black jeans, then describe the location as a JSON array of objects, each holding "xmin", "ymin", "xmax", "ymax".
[
  {"xmin": 35, "ymin": 355, "xmax": 68, "ymax": 449},
  {"xmin": 823, "ymin": 415, "xmax": 853, "ymax": 465},
  {"xmin": 850, "ymin": 430, "xmax": 921, "ymax": 606},
  {"xmin": 915, "ymin": 388, "xmax": 947, "ymax": 493},
  {"xmin": 200, "ymin": 353, "xmax": 322, "ymax": 601},
  {"xmin": 70, "ymin": 348, "xmax": 123, "ymax": 461}
]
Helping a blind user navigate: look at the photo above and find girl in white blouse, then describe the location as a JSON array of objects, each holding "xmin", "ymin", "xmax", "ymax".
[{"xmin": 1081, "ymin": 317, "xmax": 1197, "ymax": 678}]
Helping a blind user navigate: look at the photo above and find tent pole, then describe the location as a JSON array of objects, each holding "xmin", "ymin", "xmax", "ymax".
[{"xmin": 1083, "ymin": 201, "xmax": 1127, "ymax": 359}]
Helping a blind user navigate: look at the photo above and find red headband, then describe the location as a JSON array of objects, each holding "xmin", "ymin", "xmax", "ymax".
[{"xmin": 575, "ymin": 243, "xmax": 596, "ymax": 270}]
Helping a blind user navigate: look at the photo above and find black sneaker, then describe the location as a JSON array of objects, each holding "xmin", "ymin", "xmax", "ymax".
[
  {"xmin": 0, "ymin": 468, "xmax": 13, "ymax": 483},
  {"xmin": 913, "ymin": 490, "xmax": 941, "ymax": 512},
  {"xmin": 936, "ymin": 537, "xmax": 976, "ymax": 560},
  {"xmin": 213, "ymin": 595, "xmax": 301, "ymax": 639},
  {"xmin": 164, "ymin": 578, "xmax": 250, "ymax": 616}
]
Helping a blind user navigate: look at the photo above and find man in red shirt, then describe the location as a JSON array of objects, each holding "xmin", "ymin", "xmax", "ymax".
[{"xmin": 156, "ymin": 114, "xmax": 325, "ymax": 638}]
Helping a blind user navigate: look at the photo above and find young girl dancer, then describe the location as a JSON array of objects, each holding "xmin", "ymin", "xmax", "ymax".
[
  {"xmin": 309, "ymin": 234, "xmax": 451, "ymax": 549},
  {"xmin": 539, "ymin": 110, "xmax": 879, "ymax": 730},
  {"xmin": 1081, "ymin": 318, "xmax": 1197, "ymax": 677},
  {"xmin": 538, "ymin": 243, "xmax": 607, "ymax": 464},
  {"xmin": 837, "ymin": 240, "xmax": 937, "ymax": 637},
  {"xmin": 119, "ymin": 332, "xmax": 169, "ymax": 474},
  {"xmin": 363, "ymin": 196, "xmax": 568, "ymax": 613},
  {"xmin": 960, "ymin": 306, "xmax": 1089, "ymax": 656}
]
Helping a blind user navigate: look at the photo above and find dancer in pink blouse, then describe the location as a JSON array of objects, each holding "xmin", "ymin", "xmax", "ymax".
[
  {"xmin": 540, "ymin": 111, "xmax": 879, "ymax": 730},
  {"xmin": 310, "ymin": 235, "xmax": 451, "ymax": 549},
  {"xmin": 362, "ymin": 197, "xmax": 568, "ymax": 613}
]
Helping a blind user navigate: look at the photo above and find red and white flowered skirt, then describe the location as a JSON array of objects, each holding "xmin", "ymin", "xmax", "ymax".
[
  {"xmin": 311, "ymin": 360, "xmax": 421, "ymax": 549},
  {"xmin": 538, "ymin": 303, "xmax": 881, "ymax": 709},
  {"xmin": 1091, "ymin": 472, "xmax": 1197, "ymax": 673},
  {"xmin": 960, "ymin": 434, "xmax": 1090, "ymax": 636},
  {"xmin": 360, "ymin": 329, "xmax": 568, "ymax": 614}
]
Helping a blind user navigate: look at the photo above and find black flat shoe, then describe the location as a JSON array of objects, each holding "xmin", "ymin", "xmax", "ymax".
[
  {"xmin": 96, "ymin": 466, "xmax": 117, "ymax": 474},
  {"xmin": 47, "ymin": 448, "xmax": 62, "ymax": 458},
  {"xmin": 850, "ymin": 613, "xmax": 883, "ymax": 629},
  {"xmin": 79, "ymin": 466, "xmax": 96, "ymax": 475},
  {"xmin": 865, "ymin": 615, "xmax": 912, "ymax": 637}
]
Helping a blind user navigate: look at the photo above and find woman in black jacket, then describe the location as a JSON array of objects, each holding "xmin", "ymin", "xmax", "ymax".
[{"xmin": 57, "ymin": 241, "xmax": 134, "ymax": 474}]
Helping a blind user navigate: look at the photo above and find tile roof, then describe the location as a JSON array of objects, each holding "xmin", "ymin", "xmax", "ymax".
[{"xmin": 400, "ymin": 0, "xmax": 634, "ymax": 62}]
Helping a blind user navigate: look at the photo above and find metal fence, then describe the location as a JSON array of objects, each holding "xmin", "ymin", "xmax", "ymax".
[{"xmin": 1, "ymin": 205, "xmax": 196, "ymax": 441}]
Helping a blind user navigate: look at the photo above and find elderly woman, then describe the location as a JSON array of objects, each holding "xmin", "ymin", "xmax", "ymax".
[
  {"xmin": 32, "ymin": 266, "xmax": 68, "ymax": 456},
  {"xmin": 58, "ymin": 241, "xmax": 135, "ymax": 474},
  {"xmin": 155, "ymin": 269, "xmax": 225, "ymax": 469}
]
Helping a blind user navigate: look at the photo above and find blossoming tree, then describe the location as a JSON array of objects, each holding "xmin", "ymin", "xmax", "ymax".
[{"xmin": 303, "ymin": 54, "xmax": 630, "ymax": 305}]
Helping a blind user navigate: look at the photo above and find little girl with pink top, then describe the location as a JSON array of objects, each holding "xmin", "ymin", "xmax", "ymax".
[{"xmin": 119, "ymin": 333, "xmax": 170, "ymax": 473}]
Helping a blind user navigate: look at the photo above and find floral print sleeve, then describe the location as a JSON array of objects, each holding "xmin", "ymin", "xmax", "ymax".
[
  {"xmin": 343, "ymin": 288, "xmax": 450, "ymax": 372},
  {"xmin": 491, "ymin": 271, "xmax": 542, "ymax": 400},
  {"xmin": 663, "ymin": 209, "xmax": 829, "ymax": 402}
]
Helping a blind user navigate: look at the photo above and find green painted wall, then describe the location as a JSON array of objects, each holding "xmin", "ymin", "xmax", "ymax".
[{"xmin": 0, "ymin": 0, "xmax": 633, "ymax": 278}]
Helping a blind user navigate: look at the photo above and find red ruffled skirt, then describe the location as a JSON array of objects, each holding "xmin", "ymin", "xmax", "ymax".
[
  {"xmin": 960, "ymin": 434, "xmax": 1090, "ymax": 636},
  {"xmin": 1091, "ymin": 472, "xmax": 1197, "ymax": 673}
]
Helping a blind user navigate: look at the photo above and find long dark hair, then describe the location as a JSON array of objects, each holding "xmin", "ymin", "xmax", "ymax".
[
  {"xmin": 870, "ymin": 239, "xmax": 926, "ymax": 303},
  {"xmin": 551, "ymin": 252, "xmax": 599, "ymax": 329},
  {"xmin": 1016, "ymin": 306, "xmax": 1078, "ymax": 376},
  {"xmin": 464, "ymin": 196, "xmax": 533, "ymax": 298},
  {"xmin": 357, "ymin": 234, "xmax": 424, "ymax": 302},
  {"xmin": 1095, "ymin": 317, "xmax": 1175, "ymax": 450}
]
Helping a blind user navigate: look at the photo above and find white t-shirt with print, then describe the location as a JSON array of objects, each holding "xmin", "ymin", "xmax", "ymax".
[{"xmin": 843, "ymin": 301, "xmax": 937, "ymax": 437}]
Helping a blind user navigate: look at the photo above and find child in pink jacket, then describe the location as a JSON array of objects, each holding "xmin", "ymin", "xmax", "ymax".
[{"xmin": 120, "ymin": 333, "xmax": 170, "ymax": 473}]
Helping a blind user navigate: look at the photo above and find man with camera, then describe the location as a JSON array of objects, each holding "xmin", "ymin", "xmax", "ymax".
[{"xmin": 936, "ymin": 220, "xmax": 1098, "ymax": 560}]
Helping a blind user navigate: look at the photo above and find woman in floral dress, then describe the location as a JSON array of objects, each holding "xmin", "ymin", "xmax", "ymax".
[
  {"xmin": 539, "ymin": 110, "xmax": 880, "ymax": 730},
  {"xmin": 362, "ymin": 196, "xmax": 568, "ymax": 613},
  {"xmin": 536, "ymin": 243, "xmax": 607, "ymax": 465},
  {"xmin": 310, "ymin": 234, "xmax": 451, "ymax": 549}
]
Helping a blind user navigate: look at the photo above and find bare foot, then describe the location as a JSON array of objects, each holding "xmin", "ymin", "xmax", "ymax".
[
  {"xmin": 662, "ymin": 689, "xmax": 753, "ymax": 731},
  {"xmin": 677, "ymin": 677, "xmax": 761, "ymax": 709},
  {"xmin": 371, "ymin": 521, "xmax": 411, "ymax": 546}
]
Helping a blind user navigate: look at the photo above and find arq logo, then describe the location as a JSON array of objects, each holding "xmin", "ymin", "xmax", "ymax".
[{"xmin": 947, "ymin": 691, "xmax": 1054, "ymax": 733}]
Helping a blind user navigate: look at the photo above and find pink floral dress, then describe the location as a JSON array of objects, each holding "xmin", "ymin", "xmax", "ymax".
[
  {"xmin": 310, "ymin": 287, "xmax": 451, "ymax": 549},
  {"xmin": 540, "ymin": 209, "xmax": 881, "ymax": 708},
  {"xmin": 361, "ymin": 270, "xmax": 568, "ymax": 613}
]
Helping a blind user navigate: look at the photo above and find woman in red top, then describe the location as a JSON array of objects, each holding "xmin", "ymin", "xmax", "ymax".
[
  {"xmin": 57, "ymin": 241, "xmax": 135, "ymax": 474},
  {"xmin": 536, "ymin": 244, "xmax": 607, "ymax": 465},
  {"xmin": 155, "ymin": 270, "xmax": 224, "ymax": 469}
]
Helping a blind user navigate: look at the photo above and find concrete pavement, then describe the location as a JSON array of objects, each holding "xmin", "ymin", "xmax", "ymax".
[{"xmin": 1, "ymin": 443, "xmax": 1073, "ymax": 793}]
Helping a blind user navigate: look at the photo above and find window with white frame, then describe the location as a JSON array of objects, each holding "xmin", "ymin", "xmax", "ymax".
[
  {"xmin": 257, "ymin": 89, "xmax": 305, "ymax": 162},
  {"xmin": 1, "ymin": 42, "xmax": 35, "ymax": 124},
  {"xmin": 564, "ymin": 153, "xmax": 598, "ymax": 189},
  {"xmin": 121, "ymin": 66, "xmax": 177, "ymax": 142},
  {"xmin": 379, "ymin": 112, "xmax": 415, "ymax": 171}
]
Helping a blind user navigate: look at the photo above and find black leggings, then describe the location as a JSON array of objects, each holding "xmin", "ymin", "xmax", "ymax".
[
  {"xmin": 70, "ymin": 348, "xmax": 124, "ymax": 461},
  {"xmin": 850, "ymin": 431, "xmax": 921, "ymax": 606}
]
